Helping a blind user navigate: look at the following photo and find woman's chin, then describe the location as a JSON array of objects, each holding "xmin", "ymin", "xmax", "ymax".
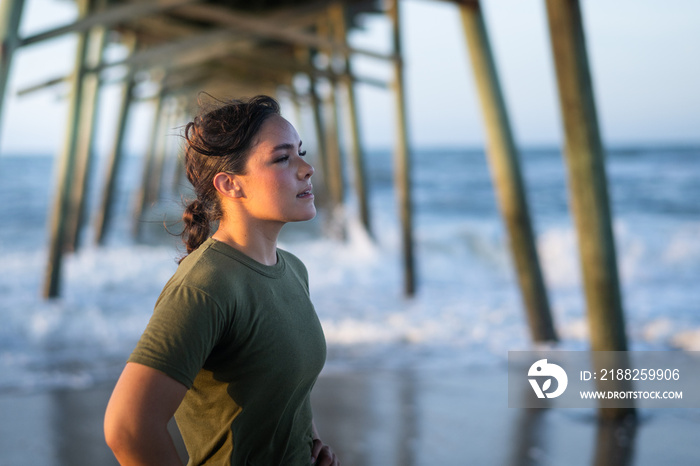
[{"xmin": 300, "ymin": 206, "xmax": 317, "ymax": 222}]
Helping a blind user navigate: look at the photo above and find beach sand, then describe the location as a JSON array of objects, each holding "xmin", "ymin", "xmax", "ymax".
[{"xmin": 1, "ymin": 366, "xmax": 698, "ymax": 465}]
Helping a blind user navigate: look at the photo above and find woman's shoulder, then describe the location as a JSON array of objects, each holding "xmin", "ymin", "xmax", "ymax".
[
  {"xmin": 276, "ymin": 247, "xmax": 302, "ymax": 265},
  {"xmin": 277, "ymin": 248, "xmax": 308, "ymax": 273},
  {"xmin": 167, "ymin": 239, "xmax": 245, "ymax": 295}
]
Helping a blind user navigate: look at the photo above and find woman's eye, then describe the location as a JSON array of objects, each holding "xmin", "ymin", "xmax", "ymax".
[
  {"xmin": 275, "ymin": 155, "xmax": 290, "ymax": 163},
  {"xmin": 299, "ymin": 150, "xmax": 307, "ymax": 157}
]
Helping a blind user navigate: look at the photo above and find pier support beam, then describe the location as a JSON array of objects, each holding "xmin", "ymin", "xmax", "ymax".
[
  {"xmin": 171, "ymin": 95, "xmax": 188, "ymax": 193},
  {"xmin": 544, "ymin": 0, "xmax": 632, "ymax": 418},
  {"xmin": 65, "ymin": 22, "xmax": 107, "ymax": 252},
  {"xmin": 316, "ymin": 17, "xmax": 346, "ymax": 239},
  {"xmin": 0, "ymin": 0, "xmax": 25, "ymax": 148},
  {"xmin": 294, "ymin": 46, "xmax": 333, "ymax": 217},
  {"xmin": 147, "ymin": 96, "xmax": 176, "ymax": 207},
  {"xmin": 306, "ymin": 71, "xmax": 333, "ymax": 212},
  {"xmin": 43, "ymin": 0, "xmax": 91, "ymax": 298},
  {"xmin": 323, "ymin": 79, "xmax": 345, "ymax": 211},
  {"xmin": 133, "ymin": 91, "xmax": 165, "ymax": 236},
  {"xmin": 459, "ymin": 2, "xmax": 556, "ymax": 342},
  {"xmin": 330, "ymin": 3, "xmax": 371, "ymax": 235},
  {"xmin": 95, "ymin": 35, "xmax": 138, "ymax": 245},
  {"xmin": 389, "ymin": 0, "xmax": 415, "ymax": 296},
  {"xmin": 309, "ymin": 78, "xmax": 328, "ymax": 180}
]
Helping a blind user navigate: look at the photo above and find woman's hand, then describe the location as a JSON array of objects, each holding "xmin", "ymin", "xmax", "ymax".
[{"xmin": 311, "ymin": 438, "xmax": 339, "ymax": 466}]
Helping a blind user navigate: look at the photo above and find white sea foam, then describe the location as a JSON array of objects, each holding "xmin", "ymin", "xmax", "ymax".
[
  {"xmin": 2, "ymin": 213, "xmax": 698, "ymax": 390},
  {"xmin": 670, "ymin": 329, "xmax": 700, "ymax": 352},
  {"xmin": 1, "ymin": 148, "xmax": 698, "ymax": 390}
]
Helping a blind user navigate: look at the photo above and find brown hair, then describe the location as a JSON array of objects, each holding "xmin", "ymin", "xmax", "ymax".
[{"xmin": 180, "ymin": 94, "xmax": 281, "ymax": 261}]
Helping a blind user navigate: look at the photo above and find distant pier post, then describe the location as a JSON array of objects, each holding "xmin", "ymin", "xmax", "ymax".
[
  {"xmin": 389, "ymin": 0, "xmax": 416, "ymax": 296},
  {"xmin": 148, "ymin": 96, "xmax": 177, "ymax": 207},
  {"xmin": 544, "ymin": 0, "xmax": 632, "ymax": 418},
  {"xmin": 295, "ymin": 46, "xmax": 332, "ymax": 214},
  {"xmin": 316, "ymin": 16, "xmax": 346, "ymax": 238},
  {"xmin": 133, "ymin": 91, "xmax": 165, "ymax": 236},
  {"xmin": 171, "ymin": 95, "xmax": 188, "ymax": 193},
  {"xmin": 308, "ymin": 76, "xmax": 329, "ymax": 180},
  {"xmin": 330, "ymin": 3, "xmax": 371, "ymax": 235},
  {"xmin": 43, "ymin": 0, "xmax": 91, "ymax": 298},
  {"xmin": 324, "ymin": 79, "xmax": 345, "ymax": 209},
  {"xmin": 0, "ymin": 0, "xmax": 25, "ymax": 147},
  {"xmin": 95, "ymin": 35, "xmax": 138, "ymax": 245},
  {"xmin": 65, "ymin": 23, "xmax": 107, "ymax": 252},
  {"xmin": 459, "ymin": 2, "xmax": 556, "ymax": 342},
  {"xmin": 288, "ymin": 85, "xmax": 306, "ymax": 142}
]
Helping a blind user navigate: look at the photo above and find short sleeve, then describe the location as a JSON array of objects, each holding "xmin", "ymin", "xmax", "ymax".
[{"xmin": 128, "ymin": 284, "xmax": 227, "ymax": 389}]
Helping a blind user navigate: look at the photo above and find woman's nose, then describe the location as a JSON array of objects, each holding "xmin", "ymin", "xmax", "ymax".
[{"xmin": 299, "ymin": 158, "xmax": 314, "ymax": 179}]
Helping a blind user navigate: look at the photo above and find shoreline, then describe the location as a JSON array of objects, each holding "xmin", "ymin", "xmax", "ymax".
[{"xmin": 1, "ymin": 366, "xmax": 699, "ymax": 465}]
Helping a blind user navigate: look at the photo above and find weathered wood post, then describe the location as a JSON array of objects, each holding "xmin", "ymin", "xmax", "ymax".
[
  {"xmin": 316, "ymin": 16, "xmax": 346, "ymax": 238},
  {"xmin": 171, "ymin": 95, "xmax": 188, "ymax": 193},
  {"xmin": 294, "ymin": 46, "xmax": 332, "ymax": 212},
  {"xmin": 288, "ymin": 85, "xmax": 306, "ymax": 139},
  {"xmin": 459, "ymin": 2, "xmax": 556, "ymax": 342},
  {"xmin": 304, "ymin": 72, "xmax": 333, "ymax": 214},
  {"xmin": 544, "ymin": 0, "xmax": 632, "ymax": 419},
  {"xmin": 389, "ymin": 0, "xmax": 416, "ymax": 296},
  {"xmin": 43, "ymin": 0, "xmax": 91, "ymax": 298},
  {"xmin": 308, "ymin": 75, "xmax": 329, "ymax": 181},
  {"xmin": 329, "ymin": 3, "xmax": 371, "ymax": 235},
  {"xmin": 0, "ymin": 0, "xmax": 25, "ymax": 148},
  {"xmin": 133, "ymin": 91, "xmax": 164, "ymax": 236},
  {"xmin": 147, "ymin": 96, "xmax": 177, "ymax": 207},
  {"xmin": 65, "ymin": 22, "xmax": 107, "ymax": 252},
  {"xmin": 95, "ymin": 35, "xmax": 138, "ymax": 245}
]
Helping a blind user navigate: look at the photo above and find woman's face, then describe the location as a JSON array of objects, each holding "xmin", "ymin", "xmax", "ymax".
[{"xmin": 235, "ymin": 115, "xmax": 316, "ymax": 225}]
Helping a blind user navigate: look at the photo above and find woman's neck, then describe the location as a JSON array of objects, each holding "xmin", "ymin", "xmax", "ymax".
[{"xmin": 212, "ymin": 218, "xmax": 283, "ymax": 266}]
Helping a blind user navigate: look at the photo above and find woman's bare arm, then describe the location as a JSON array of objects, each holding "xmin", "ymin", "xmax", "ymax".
[{"xmin": 104, "ymin": 362, "xmax": 188, "ymax": 465}]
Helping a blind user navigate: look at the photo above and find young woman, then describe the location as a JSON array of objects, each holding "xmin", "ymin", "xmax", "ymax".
[{"xmin": 104, "ymin": 95, "xmax": 339, "ymax": 466}]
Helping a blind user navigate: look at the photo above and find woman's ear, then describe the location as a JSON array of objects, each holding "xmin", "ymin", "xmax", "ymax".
[{"xmin": 212, "ymin": 172, "xmax": 245, "ymax": 199}]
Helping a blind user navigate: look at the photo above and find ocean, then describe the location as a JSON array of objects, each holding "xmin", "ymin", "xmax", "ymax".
[{"xmin": 1, "ymin": 145, "xmax": 699, "ymax": 392}]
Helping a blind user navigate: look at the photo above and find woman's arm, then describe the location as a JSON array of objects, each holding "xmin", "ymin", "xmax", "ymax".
[
  {"xmin": 104, "ymin": 362, "xmax": 188, "ymax": 465},
  {"xmin": 311, "ymin": 420, "xmax": 340, "ymax": 466}
]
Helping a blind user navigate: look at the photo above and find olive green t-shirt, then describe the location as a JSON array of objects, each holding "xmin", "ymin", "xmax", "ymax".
[{"xmin": 128, "ymin": 238, "xmax": 327, "ymax": 465}]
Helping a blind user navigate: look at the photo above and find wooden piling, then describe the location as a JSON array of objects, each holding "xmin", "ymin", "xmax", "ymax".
[
  {"xmin": 308, "ymin": 76, "xmax": 329, "ymax": 180},
  {"xmin": 316, "ymin": 18, "xmax": 345, "ymax": 211},
  {"xmin": 295, "ymin": 46, "xmax": 331, "ymax": 209},
  {"xmin": 322, "ymin": 78, "xmax": 348, "ymax": 239},
  {"xmin": 459, "ymin": 2, "xmax": 556, "ymax": 342},
  {"xmin": 304, "ymin": 71, "xmax": 334, "ymax": 213},
  {"xmin": 171, "ymin": 95, "xmax": 188, "ymax": 193},
  {"xmin": 329, "ymin": 3, "xmax": 371, "ymax": 235},
  {"xmin": 147, "ymin": 97, "xmax": 176, "ymax": 207},
  {"xmin": 288, "ymin": 85, "xmax": 306, "ymax": 138},
  {"xmin": 95, "ymin": 35, "xmax": 138, "ymax": 245},
  {"xmin": 324, "ymin": 81, "xmax": 344, "ymax": 207},
  {"xmin": 65, "ymin": 23, "xmax": 107, "ymax": 252},
  {"xmin": 0, "ymin": 0, "xmax": 25, "ymax": 147},
  {"xmin": 544, "ymin": 0, "xmax": 632, "ymax": 418},
  {"xmin": 133, "ymin": 92, "xmax": 164, "ymax": 236},
  {"xmin": 43, "ymin": 0, "xmax": 91, "ymax": 298},
  {"xmin": 389, "ymin": 0, "xmax": 416, "ymax": 296}
]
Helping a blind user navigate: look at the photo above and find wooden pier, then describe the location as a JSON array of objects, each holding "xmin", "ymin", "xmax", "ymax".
[{"xmin": 1, "ymin": 0, "xmax": 631, "ymax": 417}]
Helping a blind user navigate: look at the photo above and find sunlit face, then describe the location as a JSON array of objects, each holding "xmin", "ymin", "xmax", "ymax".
[{"xmin": 235, "ymin": 115, "xmax": 316, "ymax": 225}]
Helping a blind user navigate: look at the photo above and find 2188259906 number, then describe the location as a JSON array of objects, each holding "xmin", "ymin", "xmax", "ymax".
[{"xmin": 600, "ymin": 368, "xmax": 680, "ymax": 381}]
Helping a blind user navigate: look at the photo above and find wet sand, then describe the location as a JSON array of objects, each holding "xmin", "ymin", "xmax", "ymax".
[{"xmin": 1, "ymin": 366, "xmax": 699, "ymax": 465}]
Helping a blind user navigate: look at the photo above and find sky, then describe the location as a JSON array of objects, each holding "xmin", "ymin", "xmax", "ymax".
[{"xmin": 0, "ymin": 0, "xmax": 698, "ymax": 156}]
